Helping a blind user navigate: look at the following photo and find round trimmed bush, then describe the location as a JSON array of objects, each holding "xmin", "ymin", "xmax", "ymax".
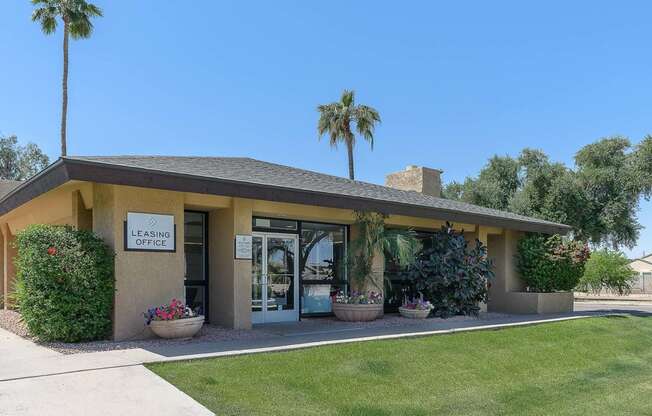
[
  {"xmin": 516, "ymin": 234, "xmax": 590, "ymax": 292},
  {"xmin": 15, "ymin": 225, "xmax": 114, "ymax": 342}
]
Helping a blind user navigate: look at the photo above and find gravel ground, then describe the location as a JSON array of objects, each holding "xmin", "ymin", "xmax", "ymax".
[
  {"xmin": 0, "ymin": 309, "xmax": 29, "ymax": 338},
  {"xmin": 0, "ymin": 309, "xmax": 508, "ymax": 355}
]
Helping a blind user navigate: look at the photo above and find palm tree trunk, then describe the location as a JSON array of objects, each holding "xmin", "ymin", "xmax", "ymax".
[
  {"xmin": 60, "ymin": 20, "xmax": 69, "ymax": 157},
  {"xmin": 347, "ymin": 139, "xmax": 355, "ymax": 180}
]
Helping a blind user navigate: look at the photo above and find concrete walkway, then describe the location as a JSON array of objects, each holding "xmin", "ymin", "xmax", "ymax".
[{"xmin": 0, "ymin": 328, "xmax": 213, "ymax": 416}]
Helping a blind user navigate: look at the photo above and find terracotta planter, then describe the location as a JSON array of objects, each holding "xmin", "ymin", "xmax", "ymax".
[
  {"xmin": 332, "ymin": 303, "xmax": 383, "ymax": 322},
  {"xmin": 149, "ymin": 316, "xmax": 205, "ymax": 339},
  {"xmin": 398, "ymin": 307, "xmax": 431, "ymax": 319}
]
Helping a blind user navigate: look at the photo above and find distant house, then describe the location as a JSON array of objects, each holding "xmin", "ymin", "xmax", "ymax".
[{"xmin": 628, "ymin": 254, "xmax": 652, "ymax": 293}]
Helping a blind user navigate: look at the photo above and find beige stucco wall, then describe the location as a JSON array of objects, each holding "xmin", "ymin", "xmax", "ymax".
[
  {"xmin": 630, "ymin": 257, "xmax": 652, "ymax": 273},
  {"xmin": 92, "ymin": 184, "xmax": 185, "ymax": 340},
  {"xmin": 209, "ymin": 198, "xmax": 253, "ymax": 329},
  {"xmin": 0, "ymin": 179, "xmax": 538, "ymax": 336}
]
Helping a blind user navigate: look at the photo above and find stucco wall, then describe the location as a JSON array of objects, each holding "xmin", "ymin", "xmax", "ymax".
[
  {"xmin": 209, "ymin": 198, "xmax": 253, "ymax": 329},
  {"xmin": 93, "ymin": 184, "xmax": 185, "ymax": 341}
]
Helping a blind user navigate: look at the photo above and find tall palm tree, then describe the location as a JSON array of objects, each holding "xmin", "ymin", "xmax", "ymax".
[
  {"xmin": 31, "ymin": 0, "xmax": 103, "ymax": 157},
  {"xmin": 317, "ymin": 90, "xmax": 381, "ymax": 180}
]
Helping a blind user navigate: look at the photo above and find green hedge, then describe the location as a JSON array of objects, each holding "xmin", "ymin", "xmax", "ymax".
[
  {"xmin": 515, "ymin": 234, "xmax": 589, "ymax": 292},
  {"xmin": 15, "ymin": 225, "xmax": 114, "ymax": 342}
]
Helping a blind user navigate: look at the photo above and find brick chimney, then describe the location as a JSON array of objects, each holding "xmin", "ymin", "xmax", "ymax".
[{"xmin": 385, "ymin": 165, "xmax": 443, "ymax": 198}]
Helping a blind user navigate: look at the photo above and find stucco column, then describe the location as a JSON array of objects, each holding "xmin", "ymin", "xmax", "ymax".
[
  {"xmin": 93, "ymin": 184, "xmax": 185, "ymax": 341},
  {"xmin": 210, "ymin": 198, "xmax": 252, "ymax": 329},
  {"xmin": 2, "ymin": 224, "xmax": 16, "ymax": 310},
  {"xmin": 487, "ymin": 229, "xmax": 525, "ymax": 312}
]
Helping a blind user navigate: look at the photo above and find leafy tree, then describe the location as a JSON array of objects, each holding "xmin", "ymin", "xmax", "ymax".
[
  {"xmin": 577, "ymin": 249, "xmax": 637, "ymax": 295},
  {"xmin": 31, "ymin": 0, "xmax": 103, "ymax": 157},
  {"xmin": 317, "ymin": 90, "xmax": 381, "ymax": 180},
  {"xmin": 0, "ymin": 134, "xmax": 49, "ymax": 180},
  {"xmin": 443, "ymin": 137, "xmax": 652, "ymax": 249}
]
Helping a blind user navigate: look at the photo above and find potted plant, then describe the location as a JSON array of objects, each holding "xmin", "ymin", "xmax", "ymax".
[
  {"xmin": 398, "ymin": 295, "xmax": 433, "ymax": 319},
  {"xmin": 144, "ymin": 298, "xmax": 204, "ymax": 339},
  {"xmin": 332, "ymin": 291, "xmax": 383, "ymax": 321},
  {"xmin": 333, "ymin": 211, "xmax": 420, "ymax": 322}
]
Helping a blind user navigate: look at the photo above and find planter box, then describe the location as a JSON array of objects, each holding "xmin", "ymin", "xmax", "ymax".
[
  {"xmin": 332, "ymin": 303, "xmax": 383, "ymax": 322},
  {"xmin": 495, "ymin": 292, "xmax": 574, "ymax": 314},
  {"xmin": 149, "ymin": 316, "xmax": 205, "ymax": 339},
  {"xmin": 398, "ymin": 307, "xmax": 430, "ymax": 319}
]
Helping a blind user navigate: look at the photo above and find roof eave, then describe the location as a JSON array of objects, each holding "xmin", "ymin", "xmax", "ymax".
[{"xmin": 0, "ymin": 158, "xmax": 572, "ymax": 235}]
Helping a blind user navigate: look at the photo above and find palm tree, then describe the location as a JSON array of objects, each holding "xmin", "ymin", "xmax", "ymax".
[
  {"xmin": 317, "ymin": 90, "xmax": 381, "ymax": 180},
  {"xmin": 31, "ymin": 0, "xmax": 103, "ymax": 157}
]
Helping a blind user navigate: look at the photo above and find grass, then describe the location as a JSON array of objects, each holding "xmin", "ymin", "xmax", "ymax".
[{"xmin": 148, "ymin": 316, "xmax": 652, "ymax": 415}]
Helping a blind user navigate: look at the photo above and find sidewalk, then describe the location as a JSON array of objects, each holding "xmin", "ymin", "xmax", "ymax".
[{"xmin": 0, "ymin": 328, "xmax": 213, "ymax": 416}]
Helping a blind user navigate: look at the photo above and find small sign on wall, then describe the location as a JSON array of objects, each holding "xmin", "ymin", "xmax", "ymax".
[
  {"xmin": 235, "ymin": 234, "xmax": 253, "ymax": 259},
  {"xmin": 125, "ymin": 212, "xmax": 176, "ymax": 252}
]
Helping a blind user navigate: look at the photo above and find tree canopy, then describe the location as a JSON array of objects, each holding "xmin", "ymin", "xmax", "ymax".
[
  {"xmin": 443, "ymin": 136, "xmax": 652, "ymax": 249},
  {"xmin": 0, "ymin": 134, "xmax": 50, "ymax": 180}
]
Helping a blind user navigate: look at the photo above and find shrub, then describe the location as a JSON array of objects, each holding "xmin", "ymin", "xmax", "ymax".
[
  {"xmin": 15, "ymin": 225, "xmax": 114, "ymax": 342},
  {"xmin": 516, "ymin": 234, "xmax": 589, "ymax": 292},
  {"xmin": 399, "ymin": 224, "xmax": 494, "ymax": 318},
  {"xmin": 577, "ymin": 249, "xmax": 637, "ymax": 295}
]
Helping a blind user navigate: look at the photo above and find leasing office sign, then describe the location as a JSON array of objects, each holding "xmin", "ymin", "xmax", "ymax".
[{"xmin": 125, "ymin": 212, "xmax": 176, "ymax": 252}]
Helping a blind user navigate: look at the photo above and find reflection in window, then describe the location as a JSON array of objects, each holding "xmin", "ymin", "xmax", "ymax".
[
  {"xmin": 300, "ymin": 223, "xmax": 345, "ymax": 282},
  {"xmin": 384, "ymin": 230, "xmax": 433, "ymax": 311},
  {"xmin": 300, "ymin": 222, "xmax": 347, "ymax": 314}
]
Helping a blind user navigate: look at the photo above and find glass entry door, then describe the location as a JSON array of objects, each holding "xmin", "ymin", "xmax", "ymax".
[{"xmin": 251, "ymin": 232, "xmax": 299, "ymax": 324}]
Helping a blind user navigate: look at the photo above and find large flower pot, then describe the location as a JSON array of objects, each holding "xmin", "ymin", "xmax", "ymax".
[
  {"xmin": 398, "ymin": 307, "xmax": 431, "ymax": 319},
  {"xmin": 149, "ymin": 316, "xmax": 205, "ymax": 339},
  {"xmin": 332, "ymin": 303, "xmax": 383, "ymax": 322}
]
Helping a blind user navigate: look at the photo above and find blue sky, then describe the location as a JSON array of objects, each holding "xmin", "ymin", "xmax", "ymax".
[{"xmin": 1, "ymin": 1, "xmax": 651, "ymax": 257}]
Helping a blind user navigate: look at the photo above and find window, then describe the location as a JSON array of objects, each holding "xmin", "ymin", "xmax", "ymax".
[
  {"xmin": 253, "ymin": 217, "xmax": 298, "ymax": 231},
  {"xmin": 184, "ymin": 211, "xmax": 208, "ymax": 317},
  {"xmin": 300, "ymin": 222, "xmax": 347, "ymax": 314},
  {"xmin": 384, "ymin": 230, "xmax": 433, "ymax": 311}
]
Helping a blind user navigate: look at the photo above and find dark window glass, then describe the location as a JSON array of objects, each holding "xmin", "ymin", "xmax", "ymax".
[
  {"xmin": 384, "ymin": 230, "xmax": 433, "ymax": 311},
  {"xmin": 184, "ymin": 211, "xmax": 207, "ymax": 316},
  {"xmin": 253, "ymin": 217, "xmax": 298, "ymax": 231}
]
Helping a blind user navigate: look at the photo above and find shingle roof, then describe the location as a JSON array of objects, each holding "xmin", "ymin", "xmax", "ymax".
[
  {"xmin": 0, "ymin": 180, "xmax": 22, "ymax": 199},
  {"xmin": 62, "ymin": 156, "xmax": 570, "ymax": 233}
]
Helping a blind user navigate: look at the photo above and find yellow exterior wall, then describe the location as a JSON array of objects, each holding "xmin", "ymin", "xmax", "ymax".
[
  {"xmin": 92, "ymin": 184, "xmax": 185, "ymax": 340},
  {"xmin": 0, "ymin": 180, "xmax": 533, "ymax": 335}
]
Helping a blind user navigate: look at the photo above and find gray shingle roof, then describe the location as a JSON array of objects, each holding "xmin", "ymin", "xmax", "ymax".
[
  {"xmin": 66, "ymin": 156, "xmax": 570, "ymax": 233},
  {"xmin": 0, "ymin": 180, "xmax": 22, "ymax": 199}
]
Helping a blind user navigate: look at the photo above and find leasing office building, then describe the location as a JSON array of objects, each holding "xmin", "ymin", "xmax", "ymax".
[{"xmin": 0, "ymin": 156, "xmax": 570, "ymax": 340}]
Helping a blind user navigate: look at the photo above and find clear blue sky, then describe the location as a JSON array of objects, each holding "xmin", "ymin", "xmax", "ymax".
[{"xmin": 1, "ymin": 1, "xmax": 651, "ymax": 257}]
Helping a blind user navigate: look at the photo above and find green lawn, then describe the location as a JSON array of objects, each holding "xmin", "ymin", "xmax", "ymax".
[{"xmin": 148, "ymin": 316, "xmax": 652, "ymax": 416}]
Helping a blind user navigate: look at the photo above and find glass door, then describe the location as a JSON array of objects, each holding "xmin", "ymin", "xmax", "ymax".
[{"xmin": 251, "ymin": 232, "xmax": 299, "ymax": 324}]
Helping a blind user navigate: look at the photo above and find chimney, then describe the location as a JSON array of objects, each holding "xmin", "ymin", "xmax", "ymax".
[{"xmin": 385, "ymin": 165, "xmax": 443, "ymax": 198}]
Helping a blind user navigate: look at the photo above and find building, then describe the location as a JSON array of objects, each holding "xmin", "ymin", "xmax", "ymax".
[
  {"xmin": 628, "ymin": 254, "xmax": 652, "ymax": 293},
  {"xmin": 0, "ymin": 157, "xmax": 571, "ymax": 340}
]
